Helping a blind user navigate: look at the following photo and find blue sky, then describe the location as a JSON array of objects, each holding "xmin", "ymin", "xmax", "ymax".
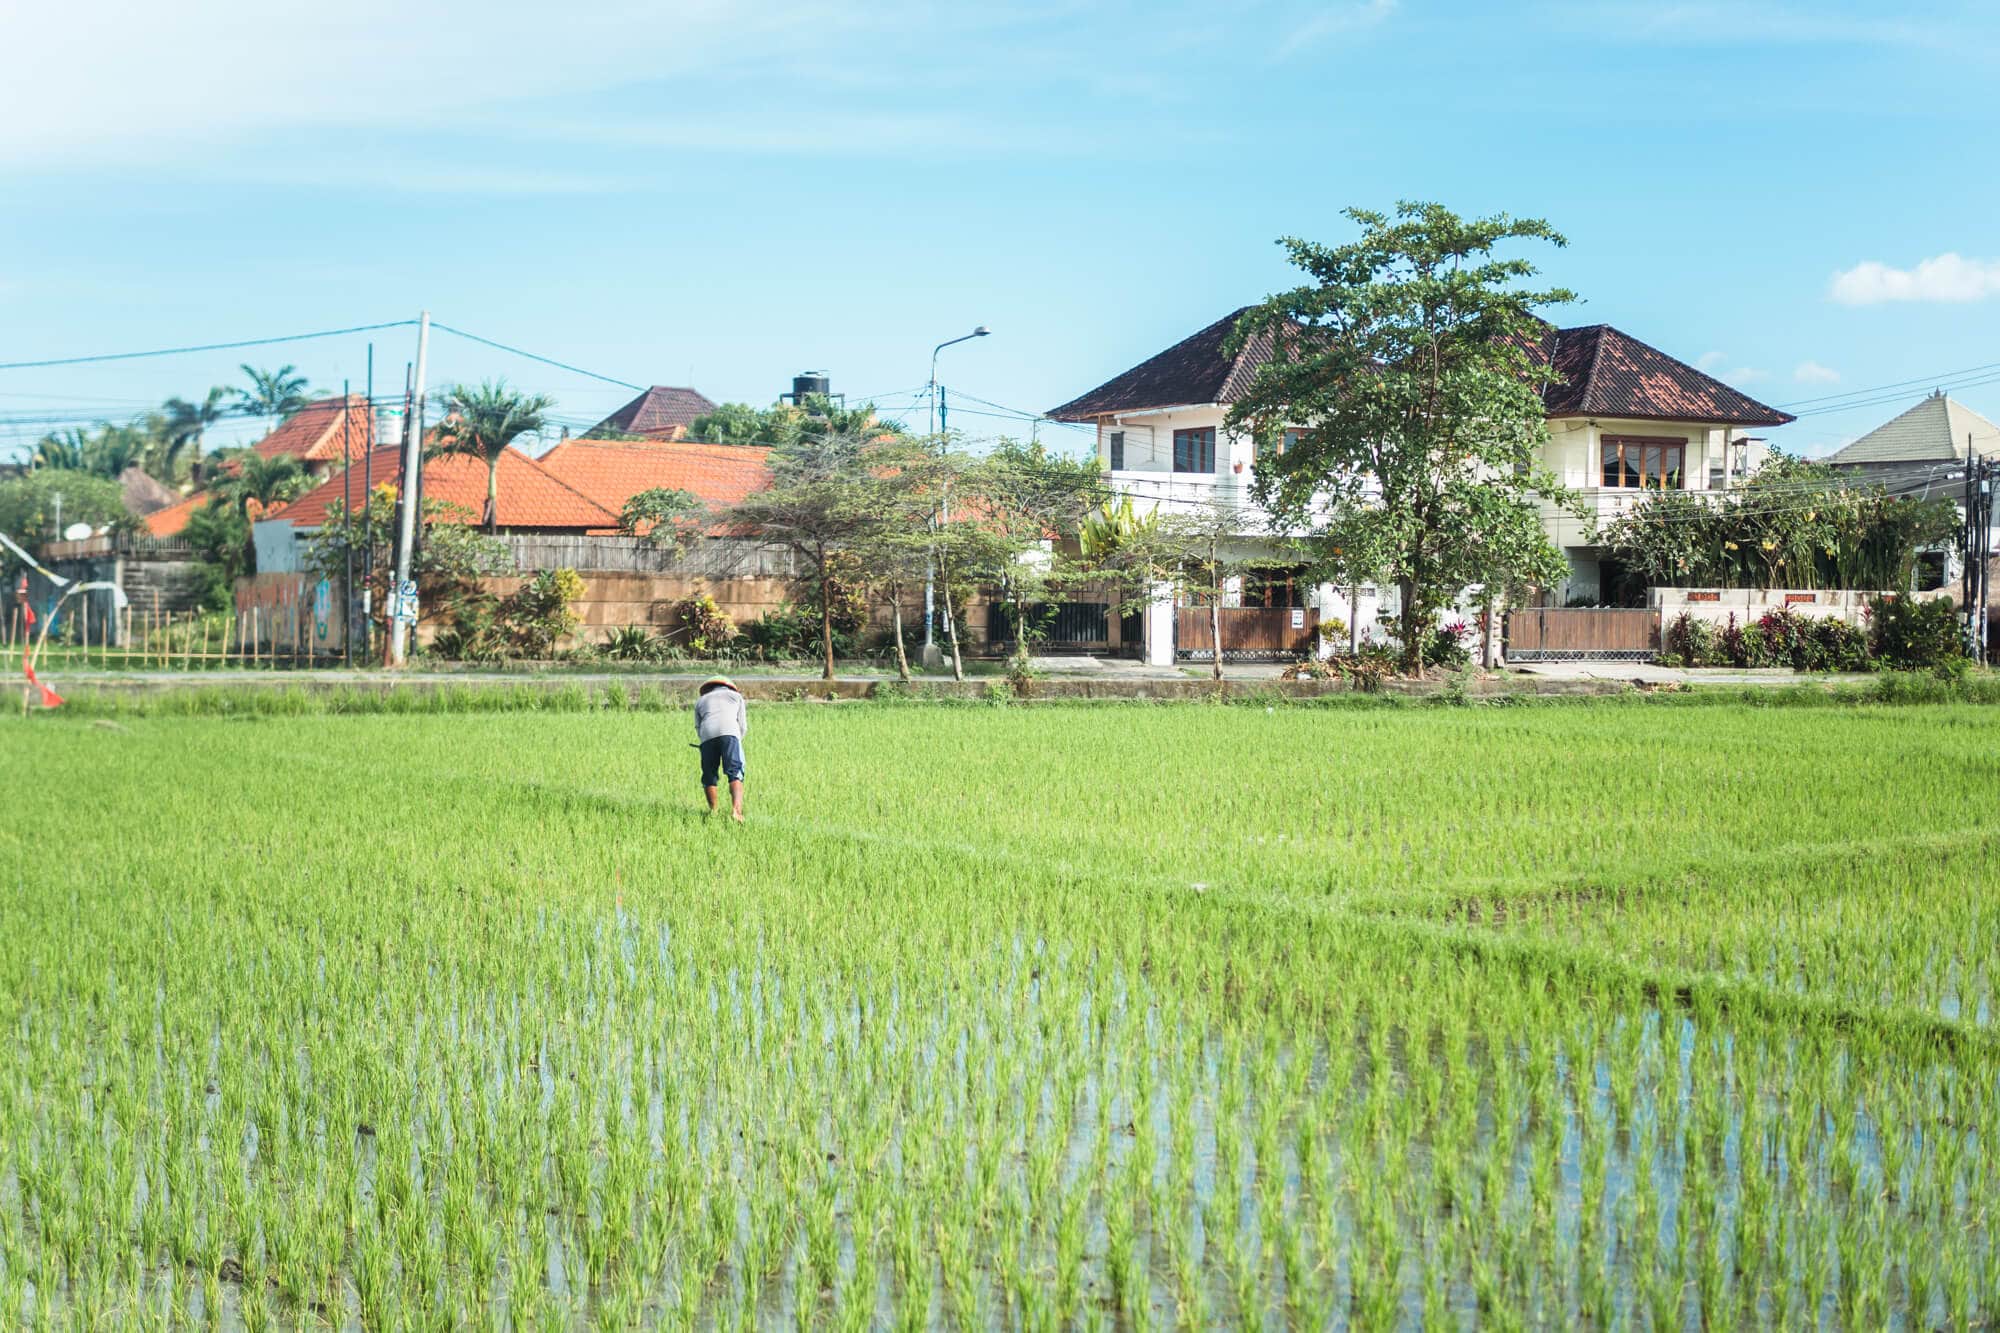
[{"xmin": 3, "ymin": 0, "xmax": 1997, "ymax": 461}]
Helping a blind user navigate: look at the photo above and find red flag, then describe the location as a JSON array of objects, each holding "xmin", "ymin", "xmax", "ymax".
[{"xmin": 20, "ymin": 604, "xmax": 62, "ymax": 707}]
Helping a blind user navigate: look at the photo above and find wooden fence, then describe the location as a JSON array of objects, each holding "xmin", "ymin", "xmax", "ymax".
[
  {"xmin": 1175, "ymin": 606, "xmax": 1319, "ymax": 659},
  {"xmin": 3, "ymin": 577, "xmax": 344, "ymax": 672},
  {"xmin": 1504, "ymin": 607, "xmax": 1656, "ymax": 660}
]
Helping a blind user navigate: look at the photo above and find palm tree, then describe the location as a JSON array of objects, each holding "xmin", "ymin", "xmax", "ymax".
[
  {"xmin": 232, "ymin": 364, "xmax": 310, "ymax": 434},
  {"xmin": 230, "ymin": 453, "xmax": 309, "ymax": 517},
  {"xmin": 160, "ymin": 387, "xmax": 232, "ymax": 485},
  {"xmin": 32, "ymin": 430, "xmax": 88, "ymax": 472},
  {"xmin": 433, "ymin": 380, "xmax": 555, "ymax": 533}
]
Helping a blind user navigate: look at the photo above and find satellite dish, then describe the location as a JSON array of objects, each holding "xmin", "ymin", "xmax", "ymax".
[{"xmin": 63, "ymin": 522, "xmax": 93, "ymax": 542}]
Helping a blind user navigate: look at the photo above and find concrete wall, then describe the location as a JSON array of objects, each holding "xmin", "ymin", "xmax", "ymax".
[{"xmin": 1650, "ymin": 586, "xmax": 1949, "ymax": 629}]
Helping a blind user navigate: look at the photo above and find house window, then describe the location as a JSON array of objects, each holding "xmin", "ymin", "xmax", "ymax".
[
  {"xmin": 1600, "ymin": 436, "xmax": 1687, "ymax": 490},
  {"xmin": 1108, "ymin": 430, "xmax": 1125, "ymax": 470},
  {"xmin": 1281, "ymin": 429, "xmax": 1310, "ymax": 454},
  {"xmin": 1242, "ymin": 570, "xmax": 1306, "ymax": 608},
  {"xmin": 1172, "ymin": 427, "xmax": 1215, "ymax": 474}
]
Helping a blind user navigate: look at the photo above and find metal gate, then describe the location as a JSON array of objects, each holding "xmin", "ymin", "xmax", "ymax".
[
  {"xmin": 1504, "ymin": 607, "xmax": 1656, "ymax": 661},
  {"xmin": 988, "ymin": 601, "xmax": 1111, "ymax": 651}
]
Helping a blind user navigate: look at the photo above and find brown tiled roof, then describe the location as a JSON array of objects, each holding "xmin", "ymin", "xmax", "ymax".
[
  {"xmin": 1050, "ymin": 310, "xmax": 1793, "ymax": 428},
  {"xmin": 249, "ymin": 394, "xmax": 376, "ymax": 464},
  {"xmin": 1533, "ymin": 325, "xmax": 1792, "ymax": 427},
  {"xmin": 589, "ymin": 385, "xmax": 718, "ymax": 440},
  {"xmin": 278, "ymin": 446, "xmax": 618, "ymax": 531},
  {"xmin": 537, "ymin": 438, "xmax": 772, "ymax": 531},
  {"xmin": 1048, "ymin": 308, "xmax": 1277, "ymax": 421}
]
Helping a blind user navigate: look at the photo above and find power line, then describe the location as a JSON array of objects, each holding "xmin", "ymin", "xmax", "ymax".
[
  {"xmin": 428, "ymin": 323, "xmax": 643, "ymax": 391},
  {"xmin": 0, "ymin": 320, "xmax": 416, "ymax": 372},
  {"xmin": 1776, "ymin": 360, "xmax": 2000, "ymax": 411}
]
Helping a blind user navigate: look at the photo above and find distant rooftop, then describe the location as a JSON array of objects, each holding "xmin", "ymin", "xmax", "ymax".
[{"xmin": 1825, "ymin": 392, "xmax": 2000, "ymax": 466}]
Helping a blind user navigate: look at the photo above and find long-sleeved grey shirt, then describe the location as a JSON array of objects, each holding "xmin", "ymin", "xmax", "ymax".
[{"xmin": 694, "ymin": 687, "xmax": 748, "ymax": 742}]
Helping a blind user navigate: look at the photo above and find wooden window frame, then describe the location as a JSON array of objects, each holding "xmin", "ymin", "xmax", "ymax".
[
  {"xmin": 1600, "ymin": 434, "xmax": 1687, "ymax": 490},
  {"xmin": 1172, "ymin": 427, "xmax": 1216, "ymax": 474}
]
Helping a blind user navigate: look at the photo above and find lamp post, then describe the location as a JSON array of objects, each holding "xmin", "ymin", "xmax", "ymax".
[{"xmin": 923, "ymin": 326, "xmax": 990, "ymax": 666}]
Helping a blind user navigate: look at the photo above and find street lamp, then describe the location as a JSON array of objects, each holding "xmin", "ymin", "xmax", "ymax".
[
  {"xmin": 924, "ymin": 326, "xmax": 991, "ymax": 665},
  {"xmin": 930, "ymin": 326, "xmax": 991, "ymax": 438}
]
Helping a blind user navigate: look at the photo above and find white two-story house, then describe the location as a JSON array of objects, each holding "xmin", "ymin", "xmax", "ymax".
[{"xmin": 1048, "ymin": 309, "xmax": 1791, "ymax": 660}]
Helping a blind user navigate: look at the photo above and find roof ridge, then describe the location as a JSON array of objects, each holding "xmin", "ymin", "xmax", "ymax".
[
  {"xmin": 1580, "ymin": 326, "xmax": 1611, "ymax": 413},
  {"xmin": 508, "ymin": 445, "xmax": 622, "ymax": 522}
]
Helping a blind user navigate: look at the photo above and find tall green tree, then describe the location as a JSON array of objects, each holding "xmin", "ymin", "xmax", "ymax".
[
  {"xmin": 1226, "ymin": 201, "xmax": 1578, "ymax": 672},
  {"xmin": 232, "ymin": 364, "xmax": 311, "ymax": 432},
  {"xmin": 432, "ymin": 381, "xmax": 556, "ymax": 533},
  {"xmin": 160, "ymin": 387, "xmax": 232, "ymax": 484}
]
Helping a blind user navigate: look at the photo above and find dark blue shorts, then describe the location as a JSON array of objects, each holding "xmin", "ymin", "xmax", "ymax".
[{"xmin": 699, "ymin": 736, "xmax": 745, "ymax": 786}]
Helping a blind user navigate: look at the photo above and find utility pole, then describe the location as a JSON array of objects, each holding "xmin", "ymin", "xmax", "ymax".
[
  {"xmin": 387, "ymin": 311, "xmax": 431, "ymax": 667},
  {"xmin": 341, "ymin": 379, "xmax": 353, "ymax": 667},
  {"xmin": 360, "ymin": 344, "xmax": 374, "ymax": 662},
  {"xmin": 922, "ymin": 326, "xmax": 989, "ymax": 668}
]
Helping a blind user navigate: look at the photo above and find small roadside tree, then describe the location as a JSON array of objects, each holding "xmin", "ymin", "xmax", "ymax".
[
  {"xmin": 619, "ymin": 487, "xmax": 707, "ymax": 556},
  {"xmin": 1105, "ymin": 499, "xmax": 1287, "ymax": 681},
  {"xmin": 722, "ymin": 431, "xmax": 885, "ymax": 682},
  {"xmin": 969, "ymin": 439, "xmax": 1109, "ymax": 671},
  {"xmin": 1226, "ymin": 201, "xmax": 1577, "ymax": 673}
]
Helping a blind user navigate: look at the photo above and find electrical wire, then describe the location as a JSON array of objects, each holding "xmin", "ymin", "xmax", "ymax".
[
  {"xmin": 428, "ymin": 323, "xmax": 642, "ymax": 391},
  {"xmin": 0, "ymin": 321, "xmax": 416, "ymax": 372}
]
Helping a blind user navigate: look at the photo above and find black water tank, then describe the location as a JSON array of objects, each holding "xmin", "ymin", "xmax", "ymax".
[{"xmin": 791, "ymin": 373, "xmax": 831, "ymax": 401}]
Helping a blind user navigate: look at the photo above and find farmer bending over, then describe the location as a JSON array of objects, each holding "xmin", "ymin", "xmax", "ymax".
[{"xmin": 694, "ymin": 675, "xmax": 748, "ymax": 822}]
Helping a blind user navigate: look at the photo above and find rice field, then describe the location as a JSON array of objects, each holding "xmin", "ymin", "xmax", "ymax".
[{"xmin": 2, "ymin": 696, "xmax": 1997, "ymax": 1329}]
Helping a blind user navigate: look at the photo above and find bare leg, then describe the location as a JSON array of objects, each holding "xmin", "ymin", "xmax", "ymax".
[
  {"xmin": 704, "ymin": 785, "xmax": 719, "ymax": 814},
  {"xmin": 728, "ymin": 779, "xmax": 744, "ymax": 822}
]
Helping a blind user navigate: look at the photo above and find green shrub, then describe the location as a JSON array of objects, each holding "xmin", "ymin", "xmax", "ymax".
[{"xmin": 1869, "ymin": 595, "xmax": 1965, "ymax": 671}]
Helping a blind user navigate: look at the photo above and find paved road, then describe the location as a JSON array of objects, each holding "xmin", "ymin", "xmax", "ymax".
[{"xmin": 30, "ymin": 657, "xmax": 1880, "ymax": 690}]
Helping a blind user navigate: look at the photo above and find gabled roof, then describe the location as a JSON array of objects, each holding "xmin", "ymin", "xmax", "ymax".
[
  {"xmin": 144, "ymin": 491, "xmax": 209, "ymax": 537},
  {"xmin": 1533, "ymin": 325, "xmax": 1792, "ymax": 426},
  {"xmin": 249, "ymin": 394, "xmax": 376, "ymax": 464},
  {"xmin": 1825, "ymin": 393, "xmax": 2000, "ymax": 466},
  {"xmin": 1049, "ymin": 310, "xmax": 1793, "ymax": 428},
  {"xmin": 589, "ymin": 385, "xmax": 718, "ymax": 440},
  {"xmin": 1047, "ymin": 308, "xmax": 1279, "ymax": 421},
  {"xmin": 537, "ymin": 438, "xmax": 773, "ymax": 530},
  {"xmin": 277, "ymin": 446, "xmax": 618, "ymax": 531}
]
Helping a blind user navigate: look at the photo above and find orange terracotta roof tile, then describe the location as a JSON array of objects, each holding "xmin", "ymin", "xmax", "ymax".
[
  {"xmin": 536, "ymin": 438, "xmax": 772, "ymax": 530},
  {"xmin": 278, "ymin": 446, "xmax": 618, "ymax": 531},
  {"xmin": 144, "ymin": 491, "xmax": 209, "ymax": 537},
  {"xmin": 250, "ymin": 395, "xmax": 376, "ymax": 464}
]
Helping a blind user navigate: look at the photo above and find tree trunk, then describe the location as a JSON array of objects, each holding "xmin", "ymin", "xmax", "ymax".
[
  {"xmin": 1209, "ymin": 540, "xmax": 1223, "ymax": 681},
  {"xmin": 938, "ymin": 555, "xmax": 964, "ymax": 681},
  {"xmin": 817, "ymin": 547, "xmax": 835, "ymax": 682},
  {"xmin": 1349, "ymin": 582, "xmax": 1362, "ymax": 655},
  {"xmin": 1481, "ymin": 589, "xmax": 1500, "ymax": 671},
  {"xmin": 1398, "ymin": 576, "xmax": 1423, "ymax": 675},
  {"xmin": 486, "ymin": 454, "xmax": 500, "ymax": 534},
  {"xmin": 890, "ymin": 584, "xmax": 910, "ymax": 681}
]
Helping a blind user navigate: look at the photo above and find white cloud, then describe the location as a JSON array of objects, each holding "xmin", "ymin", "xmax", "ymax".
[
  {"xmin": 1829, "ymin": 253, "xmax": 2000, "ymax": 304},
  {"xmin": 0, "ymin": 0, "xmax": 982, "ymax": 169},
  {"xmin": 1792, "ymin": 359, "xmax": 1840, "ymax": 384},
  {"xmin": 1727, "ymin": 367, "xmax": 1770, "ymax": 383},
  {"xmin": 1279, "ymin": 0, "xmax": 1396, "ymax": 57},
  {"xmin": 1696, "ymin": 350, "xmax": 1726, "ymax": 370}
]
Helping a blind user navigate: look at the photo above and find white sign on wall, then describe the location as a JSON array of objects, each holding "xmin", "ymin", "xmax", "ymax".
[{"xmin": 1290, "ymin": 608, "xmax": 1305, "ymax": 629}]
